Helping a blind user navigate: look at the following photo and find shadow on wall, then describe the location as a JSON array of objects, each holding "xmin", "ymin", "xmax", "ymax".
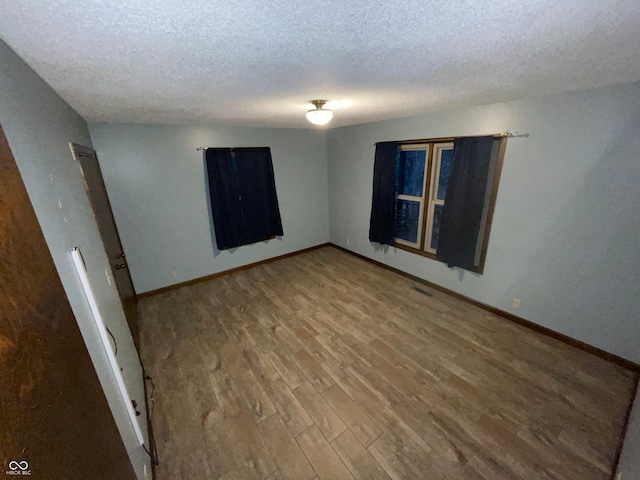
[
  {"xmin": 372, "ymin": 242, "xmax": 391, "ymax": 255},
  {"xmin": 504, "ymin": 114, "xmax": 640, "ymax": 359}
]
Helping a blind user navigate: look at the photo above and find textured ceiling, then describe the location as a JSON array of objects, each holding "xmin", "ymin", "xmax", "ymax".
[{"xmin": 1, "ymin": 0, "xmax": 639, "ymax": 128}]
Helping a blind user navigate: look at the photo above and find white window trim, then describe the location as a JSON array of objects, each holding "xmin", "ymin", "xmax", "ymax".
[
  {"xmin": 394, "ymin": 144, "xmax": 429, "ymax": 249},
  {"xmin": 424, "ymin": 142, "xmax": 453, "ymax": 254}
]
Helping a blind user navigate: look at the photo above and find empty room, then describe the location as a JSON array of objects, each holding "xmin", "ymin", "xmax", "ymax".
[{"xmin": 1, "ymin": 1, "xmax": 639, "ymax": 479}]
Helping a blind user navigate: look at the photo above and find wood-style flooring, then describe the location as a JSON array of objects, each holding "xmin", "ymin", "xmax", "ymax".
[{"xmin": 139, "ymin": 246, "xmax": 637, "ymax": 480}]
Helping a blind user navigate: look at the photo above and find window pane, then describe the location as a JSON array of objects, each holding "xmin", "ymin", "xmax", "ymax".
[
  {"xmin": 437, "ymin": 149, "xmax": 453, "ymax": 200},
  {"xmin": 430, "ymin": 204, "xmax": 443, "ymax": 250},
  {"xmin": 396, "ymin": 150, "xmax": 426, "ymax": 197},
  {"xmin": 395, "ymin": 200, "xmax": 421, "ymax": 244}
]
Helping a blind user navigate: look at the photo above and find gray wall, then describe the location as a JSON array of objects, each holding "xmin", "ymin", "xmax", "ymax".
[
  {"xmin": 89, "ymin": 123, "xmax": 330, "ymax": 294},
  {"xmin": 0, "ymin": 40, "xmax": 148, "ymax": 480},
  {"xmin": 7, "ymin": 31, "xmax": 637, "ymax": 474},
  {"xmin": 618, "ymin": 382, "xmax": 640, "ymax": 479},
  {"xmin": 327, "ymin": 82, "xmax": 640, "ymax": 364}
]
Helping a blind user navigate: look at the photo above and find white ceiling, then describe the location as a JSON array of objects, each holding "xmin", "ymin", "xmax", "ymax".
[{"xmin": 1, "ymin": 0, "xmax": 639, "ymax": 128}]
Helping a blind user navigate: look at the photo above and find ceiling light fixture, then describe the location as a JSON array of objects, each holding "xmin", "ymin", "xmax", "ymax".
[{"xmin": 306, "ymin": 100, "xmax": 333, "ymax": 126}]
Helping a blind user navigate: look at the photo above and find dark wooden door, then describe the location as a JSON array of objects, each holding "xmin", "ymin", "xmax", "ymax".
[
  {"xmin": 0, "ymin": 125, "xmax": 135, "ymax": 479},
  {"xmin": 70, "ymin": 144, "xmax": 139, "ymax": 350}
]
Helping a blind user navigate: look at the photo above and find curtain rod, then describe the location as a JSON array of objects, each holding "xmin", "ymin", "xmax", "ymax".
[
  {"xmin": 196, "ymin": 132, "xmax": 528, "ymax": 150},
  {"xmin": 195, "ymin": 146, "xmax": 266, "ymax": 151},
  {"xmin": 372, "ymin": 131, "xmax": 529, "ymax": 146}
]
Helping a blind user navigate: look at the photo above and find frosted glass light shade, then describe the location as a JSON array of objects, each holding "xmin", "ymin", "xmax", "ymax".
[{"xmin": 306, "ymin": 108, "xmax": 333, "ymax": 125}]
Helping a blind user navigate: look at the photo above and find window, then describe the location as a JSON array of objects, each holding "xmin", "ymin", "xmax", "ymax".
[
  {"xmin": 393, "ymin": 137, "xmax": 505, "ymax": 274},
  {"xmin": 394, "ymin": 142, "xmax": 452, "ymax": 251},
  {"xmin": 394, "ymin": 146, "xmax": 428, "ymax": 248}
]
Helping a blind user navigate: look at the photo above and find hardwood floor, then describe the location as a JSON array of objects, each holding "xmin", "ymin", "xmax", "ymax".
[{"xmin": 139, "ymin": 246, "xmax": 637, "ymax": 480}]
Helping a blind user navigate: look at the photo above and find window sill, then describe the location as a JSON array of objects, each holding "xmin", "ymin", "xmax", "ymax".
[
  {"xmin": 394, "ymin": 243, "xmax": 438, "ymax": 261},
  {"xmin": 393, "ymin": 242, "xmax": 485, "ymax": 275}
]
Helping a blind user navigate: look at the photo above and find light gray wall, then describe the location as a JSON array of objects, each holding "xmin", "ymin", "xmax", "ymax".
[
  {"xmin": 89, "ymin": 123, "xmax": 330, "ymax": 293},
  {"xmin": 327, "ymin": 82, "xmax": 640, "ymax": 364},
  {"xmin": 0, "ymin": 39, "xmax": 148, "ymax": 480},
  {"xmin": 6, "ymin": 30, "xmax": 637, "ymax": 474},
  {"xmin": 618, "ymin": 382, "xmax": 640, "ymax": 479}
]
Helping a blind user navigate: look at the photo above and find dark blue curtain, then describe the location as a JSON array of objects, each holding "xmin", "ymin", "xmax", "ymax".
[
  {"xmin": 436, "ymin": 136, "xmax": 494, "ymax": 269},
  {"xmin": 206, "ymin": 147, "xmax": 283, "ymax": 250},
  {"xmin": 368, "ymin": 142, "xmax": 398, "ymax": 245}
]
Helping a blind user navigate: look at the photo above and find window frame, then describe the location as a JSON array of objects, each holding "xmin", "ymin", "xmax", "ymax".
[
  {"xmin": 423, "ymin": 142, "xmax": 453, "ymax": 254},
  {"xmin": 393, "ymin": 136, "xmax": 507, "ymax": 275},
  {"xmin": 394, "ymin": 144, "xmax": 431, "ymax": 249}
]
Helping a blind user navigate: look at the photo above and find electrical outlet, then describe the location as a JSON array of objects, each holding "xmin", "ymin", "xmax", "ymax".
[
  {"xmin": 105, "ymin": 269, "xmax": 113, "ymax": 286},
  {"xmin": 512, "ymin": 298, "xmax": 521, "ymax": 309},
  {"xmin": 346, "ymin": 238, "xmax": 350, "ymax": 246},
  {"xmin": 171, "ymin": 271, "xmax": 178, "ymax": 279}
]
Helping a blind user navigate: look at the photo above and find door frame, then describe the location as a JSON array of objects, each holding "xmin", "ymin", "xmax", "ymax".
[{"xmin": 70, "ymin": 143, "xmax": 140, "ymax": 349}]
